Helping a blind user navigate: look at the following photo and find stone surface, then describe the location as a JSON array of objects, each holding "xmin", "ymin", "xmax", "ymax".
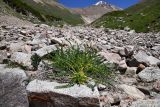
[
  {"xmin": 99, "ymin": 51, "xmax": 121, "ymax": 64},
  {"xmin": 0, "ymin": 64, "xmax": 29, "ymax": 107},
  {"xmin": 153, "ymin": 80, "xmax": 160, "ymax": 92},
  {"xmin": 125, "ymin": 67, "xmax": 137, "ymax": 77},
  {"xmin": 134, "ymin": 51, "xmax": 160, "ymax": 66},
  {"xmin": 35, "ymin": 45, "xmax": 57, "ymax": 57},
  {"xmin": 138, "ymin": 67, "xmax": 160, "ymax": 82},
  {"xmin": 130, "ymin": 99, "xmax": 160, "ymax": 107},
  {"xmin": 27, "ymin": 80, "xmax": 100, "ymax": 107},
  {"xmin": 9, "ymin": 42, "xmax": 25, "ymax": 52},
  {"xmin": 119, "ymin": 84, "xmax": 145, "ymax": 99},
  {"xmin": 10, "ymin": 52, "xmax": 32, "ymax": 67}
]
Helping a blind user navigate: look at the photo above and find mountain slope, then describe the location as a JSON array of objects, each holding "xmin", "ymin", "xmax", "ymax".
[
  {"xmin": 92, "ymin": 0, "xmax": 160, "ymax": 32},
  {"xmin": 2, "ymin": 0, "xmax": 84, "ymax": 25},
  {"xmin": 72, "ymin": 1, "xmax": 121, "ymax": 24}
]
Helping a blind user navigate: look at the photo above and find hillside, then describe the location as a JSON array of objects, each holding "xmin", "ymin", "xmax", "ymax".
[
  {"xmin": 92, "ymin": 0, "xmax": 160, "ymax": 32},
  {"xmin": 1, "ymin": 0, "xmax": 84, "ymax": 25},
  {"xmin": 72, "ymin": 1, "xmax": 121, "ymax": 24}
]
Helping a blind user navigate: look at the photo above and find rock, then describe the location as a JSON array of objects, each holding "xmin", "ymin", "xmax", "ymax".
[
  {"xmin": 0, "ymin": 50, "xmax": 8, "ymax": 63},
  {"xmin": 130, "ymin": 99, "xmax": 160, "ymax": 107},
  {"xmin": 51, "ymin": 37, "xmax": 69, "ymax": 46},
  {"xmin": 152, "ymin": 46, "xmax": 160, "ymax": 51},
  {"xmin": 153, "ymin": 80, "xmax": 160, "ymax": 92},
  {"xmin": 138, "ymin": 67, "xmax": 160, "ymax": 82},
  {"xmin": 118, "ymin": 46, "xmax": 134, "ymax": 58},
  {"xmin": 125, "ymin": 67, "xmax": 137, "ymax": 77},
  {"xmin": 99, "ymin": 51, "xmax": 121, "ymax": 64},
  {"xmin": 20, "ymin": 30, "xmax": 27, "ymax": 35},
  {"xmin": 119, "ymin": 84, "xmax": 145, "ymax": 99},
  {"xmin": 23, "ymin": 45, "xmax": 32, "ymax": 54},
  {"xmin": 0, "ymin": 43, "xmax": 6, "ymax": 50},
  {"xmin": 0, "ymin": 64, "xmax": 29, "ymax": 107},
  {"xmin": 118, "ymin": 60, "xmax": 128, "ymax": 74},
  {"xmin": 35, "ymin": 45, "xmax": 57, "ymax": 57},
  {"xmin": 137, "ymin": 64, "xmax": 145, "ymax": 74},
  {"xmin": 10, "ymin": 52, "xmax": 32, "ymax": 67},
  {"xmin": 9, "ymin": 42, "xmax": 25, "ymax": 52},
  {"xmin": 132, "ymin": 51, "xmax": 160, "ymax": 66},
  {"xmin": 100, "ymin": 92, "xmax": 120, "ymax": 106},
  {"xmin": 98, "ymin": 84, "xmax": 106, "ymax": 91},
  {"xmin": 27, "ymin": 80, "xmax": 100, "ymax": 107}
]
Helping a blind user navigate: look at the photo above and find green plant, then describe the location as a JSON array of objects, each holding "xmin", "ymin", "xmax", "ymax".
[
  {"xmin": 31, "ymin": 54, "xmax": 41, "ymax": 71},
  {"xmin": 47, "ymin": 46, "xmax": 114, "ymax": 85},
  {"xmin": 70, "ymin": 70, "xmax": 88, "ymax": 85}
]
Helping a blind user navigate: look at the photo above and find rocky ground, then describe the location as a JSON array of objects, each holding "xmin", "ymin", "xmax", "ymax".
[{"xmin": 0, "ymin": 19, "xmax": 160, "ymax": 107}]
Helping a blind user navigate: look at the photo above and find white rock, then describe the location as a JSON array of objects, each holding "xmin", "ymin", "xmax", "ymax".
[
  {"xmin": 27, "ymin": 79, "xmax": 100, "ymax": 107},
  {"xmin": 119, "ymin": 84, "xmax": 145, "ymax": 99},
  {"xmin": 11, "ymin": 52, "xmax": 32, "ymax": 67},
  {"xmin": 35, "ymin": 45, "xmax": 57, "ymax": 57}
]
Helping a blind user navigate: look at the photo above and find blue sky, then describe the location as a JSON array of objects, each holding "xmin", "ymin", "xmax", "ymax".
[{"xmin": 59, "ymin": 0, "xmax": 140, "ymax": 9}]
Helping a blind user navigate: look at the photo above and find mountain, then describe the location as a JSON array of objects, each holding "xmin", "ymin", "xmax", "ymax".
[
  {"xmin": 1, "ymin": 0, "xmax": 84, "ymax": 25},
  {"xmin": 92, "ymin": 0, "xmax": 160, "ymax": 32},
  {"xmin": 72, "ymin": 1, "xmax": 121, "ymax": 24}
]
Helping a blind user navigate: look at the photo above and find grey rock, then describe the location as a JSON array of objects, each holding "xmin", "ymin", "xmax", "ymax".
[
  {"xmin": 153, "ymin": 80, "xmax": 160, "ymax": 92},
  {"xmin": 35, "ymin": 45, "xmax": 57, "ymax": 57},
  {"xmin": 125, "ymin": 67, "xmax": 137, "ymax": 77},
  {"xmin": 138, "ymin": 67, "xmax": 160, "ymax": 82},
  {"xmin": 152, "ymin": 46, "xmax": 160, "ymax": 51},
  {"xmin": 9, "ymin": 42, "xmax": 25, "ymax": 52},
  {"xmin": 27, "ymin": 79, "xmax": 100, "ymax": 107},
  {"xmin": 99, "ymin": 51, "xmax": 121, "ymax": 64},
  {"xmin": 10, "ymin": 52, "xmax": 32, "ymax": 67},
  {"xmin": 0, "ymin": 64, "xmax": 29, "ymax": 107},
  {"xmin": 130, "ymin": 99, "xmax": 160, "ymax": 107},
  {"xmin": 119, "ymin": 84, "xmax": 145, "ymax": 99},
  {"xmin": 0, "ymin": 50, "xmax": 8, "ymax": 63},
  {"xmin": 134, "ymin": 51, "xmax": 160, "ymax": 66}
]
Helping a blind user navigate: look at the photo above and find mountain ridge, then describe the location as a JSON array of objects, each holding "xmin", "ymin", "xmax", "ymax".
[
  {"xmin": 92, "ymin": 0, "xmax": 160, "ymax": 32},
  {"xmin": 72, "ymin": 1, "xmax": 121, "ymax": 24},
  {"xmin": 1, "ymin": 0, "xmax": 84, "ymax": 25}
]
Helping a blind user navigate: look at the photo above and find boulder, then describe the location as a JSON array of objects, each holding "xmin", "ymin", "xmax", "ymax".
[
  {"xmin": 138, "ymin": 67, "xmax": 160, "ymax": 82},
  {"xmin": 125, "ymin": 67, "xmax": 137, "ymax": 77},
  {"xmin": 0, "ymin": 64, "xmax": 29, "ymax": 107},
  {"xmin": 119, "ymin": 84, "xmax": 145, "ymax": 99},
  {"xmin": 10, "ymin": 52, "xmax": 32, "ymax": 67},
  {"xmin": 9, "ymin": 42, "xmax": 25, "ymax": 52},
  {"xmin": 35, "ymin": 45, "xmax": 57, "ymax": 57},
  {"xmin": 27, "ymin": 80, "xmax": 100, "ymax": 107},
  {"xmin": 128, "ymin": 51, "xmax": 160, "ymax": 67},
  {"xmin": 99, "ymin": 51, "xmax": 121, "ymax": 64},
  {"xmin": 130, "ymin": 99, "xmax": 160, "ymax": 107}
]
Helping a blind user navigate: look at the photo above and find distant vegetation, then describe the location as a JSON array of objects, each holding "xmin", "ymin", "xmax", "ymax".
[
  {"xmin": 92, "ymin": 0, "xmax": 160, "ymax": 32},
  {"xmin": 2, "ymin": 0, "xmax": 84, "ymax": 25}
]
